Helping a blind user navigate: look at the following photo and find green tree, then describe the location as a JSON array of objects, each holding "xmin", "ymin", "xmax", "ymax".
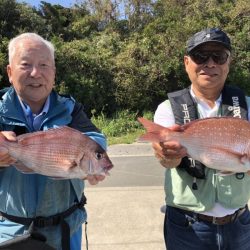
[
  {"xmin": 123, "ymin": 0, "xmax": 154, "ymax": 30},
  {"xmin": 54, "ymin": 36, "xmax": 118, "ymax": 116},
  {"xmin": 0, "ymin": 0, "xmax": 19, "ymax": 39},
  {"xmin": 36, "ymin": 1, "xmax": 78, "ymax": 40},
  {"xmin": 0, "ymin": 0, "xmax": 46, "ymax": 88},
  {"xmin": 82, "ymin": 0, "xmax": 120, "ymax": 24},
  {"xmin": 0, "ymin": 0, "xmax": 249, "ymax": 116}
]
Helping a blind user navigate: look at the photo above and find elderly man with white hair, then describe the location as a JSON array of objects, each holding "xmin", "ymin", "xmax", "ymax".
[{"xmin": 0, "ymin": 33, "xmax": 107, "ymax": 250}]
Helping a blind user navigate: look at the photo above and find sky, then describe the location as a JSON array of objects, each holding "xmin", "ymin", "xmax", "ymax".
[{"xmin": 17, "ymin": 0, "xmax": 76, "ymax": 8}]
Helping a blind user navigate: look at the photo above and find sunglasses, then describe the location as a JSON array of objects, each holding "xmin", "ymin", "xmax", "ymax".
[{"xmin": 189, "ymin": 51, "xmax": 230, "ymax": 65}]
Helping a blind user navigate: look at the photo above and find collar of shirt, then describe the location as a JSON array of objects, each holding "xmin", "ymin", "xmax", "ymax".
[
  {"xmin": 18, "ymin": 96, "xmax": 50, "ymax": 131},
  {"xmin": 190, "ymin": 87, "xmax": 222, "ymax": 118}
]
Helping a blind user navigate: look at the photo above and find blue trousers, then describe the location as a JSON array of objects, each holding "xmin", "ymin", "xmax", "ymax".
[
  {"xmin": 70, "ymin": 226, "xmax": 82, "ymax": 250},
  {"xmin": 164, "ymin": 206, "xmax": 250, "ymax": 250}
]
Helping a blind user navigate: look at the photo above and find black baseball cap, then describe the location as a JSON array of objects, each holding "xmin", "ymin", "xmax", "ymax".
[{"xmin": 186, "ymin": 28, "xmax": 231, "ymax": 54}]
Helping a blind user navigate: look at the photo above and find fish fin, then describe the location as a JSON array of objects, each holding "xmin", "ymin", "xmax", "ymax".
[
  {"xmin": 17, "ymin": 126, "xmax": 80, "ymax": 146},
  {"xmin": 138, "ymin": 132, "xmax": 163, "ymax": 142},
  {"xmin": 138, "ymin": 117, "xmax": 166, "ymax": 132},
  {"xmin": 215, "ymin": 171, "xmax": 236, "ymax": 176},
  {"xmin": 240, "ymin": 154, "xmax": 250, "ymax": 165},
  {"xmin": 68, "ymin": 160, "xmax": 78, "ymax": 169},
  {"xmin": 219, "ymin": 150, "xmax": 250, "ymax": 169},
  {"xmin": 13, "ymin": 161, "xmax": 34, "ymax": 174},
  {"xmin": 137, "ymin": 117, "xmax": 170, "ymax": 142},
  {"xmin": 58, "ymin": 159, "xmax": 78, "ymax": 170}
]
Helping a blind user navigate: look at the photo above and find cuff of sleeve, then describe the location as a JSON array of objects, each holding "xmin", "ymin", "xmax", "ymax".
[{"xmin": 84, "ymin": 131, "xmax": 107, "ymax": 150}]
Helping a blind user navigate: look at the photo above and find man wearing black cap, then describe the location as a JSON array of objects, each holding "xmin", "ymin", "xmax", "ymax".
[{"xmin": 153, "ymin": 28, "xmax": 250, "ymax": 250}]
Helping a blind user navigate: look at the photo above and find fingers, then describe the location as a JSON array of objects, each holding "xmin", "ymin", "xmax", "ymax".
[
  {"xmin": 159, "ymin": 158, "xmax": 182, "ymax": 168},
  {"xmin": 169, "ymin": 124, "xmax": 184, "ymax": 132},
  {"xmin": 0, "ymin": 131, "xmax": 17, "ymax": 167},
  {"xmin": 0, "ymin": 131, "xmax": 17, "ymax": 142},
  {"xmin": 0, "ymin": 147, "xmax": 16, "ymax": 167},
  {"xmin": 160, "ymin": 141, "xmax": 187, "ymax": 159},
  {"xmin": 153, "ymin": 141, "xmax": 187, "ymax": 159},
  {"xmin": 152, "ymin": 142, "xmax": 164, "ymax": 158},
  {"xmin": 0, "ymin": 147, "xmax": 11, "ymax": 166},
  {"xmin": 152, "ymin": 141, "xmax": 187, "ymax": 168},
  {"xmin": 87, "ymin": 175, "xmax": 106, "ymax": 185},
  {"xmin": 95, "ymin": 175, "xmax": 105, "ymax": 182}
]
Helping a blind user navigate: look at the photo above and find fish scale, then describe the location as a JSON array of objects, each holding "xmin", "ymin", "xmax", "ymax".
[
  {"xmin": 0, "ymin": 126, "xmax": 113, "ymax": 179},
  {"xmin": 138, "ymin": 116, "xmax": 250, "ymax": 173}
]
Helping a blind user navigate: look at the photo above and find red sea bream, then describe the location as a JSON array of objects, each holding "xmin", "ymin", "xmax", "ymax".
[
  {"xmin": 138, "ymin": 117, "xmax": 250, "ymax": 173},
  {"xmin": 0, "ymin": 126, "xmax": 113, "ymax": 179}
]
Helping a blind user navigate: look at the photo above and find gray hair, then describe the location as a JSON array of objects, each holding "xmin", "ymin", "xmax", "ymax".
[{"xmin": 8, "ymin": 33, "xmax": 55, "ymax": 64}]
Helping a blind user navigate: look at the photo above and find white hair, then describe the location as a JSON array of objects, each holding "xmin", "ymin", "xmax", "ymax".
[{"xmin": 8, "ymin": 33, "xmax": 55, "ymax": 64}]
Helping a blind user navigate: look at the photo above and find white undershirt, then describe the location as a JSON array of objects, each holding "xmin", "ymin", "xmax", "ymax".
[{"xmin": 154, "ymin": 88, "xmax": 248, "ymax": 217}]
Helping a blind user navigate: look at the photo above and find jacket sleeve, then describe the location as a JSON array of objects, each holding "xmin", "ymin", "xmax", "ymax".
[
  {"xmin": 69, "ymin": 102, "xmax": 100, "ymax": 133},
  {"xmin": 69, "ymin": 102, "xmax": 107, "ymax": 150}
]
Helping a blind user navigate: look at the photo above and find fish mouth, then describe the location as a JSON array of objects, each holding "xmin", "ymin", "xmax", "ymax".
[
  {"xmin": 103, "ymin": 164, "xmax": 113, "ymax": 175},
  {"xmin": 105, "ymin": 163, "xmax": 113, "ymax": 171}
]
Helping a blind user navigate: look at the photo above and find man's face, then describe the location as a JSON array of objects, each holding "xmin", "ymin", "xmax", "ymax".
[
  {"xmin": 7, "ymin": 39, "xmax": 56, "ymax": 109},
  {"xmin": 184, "ymin": 42, "xmax": 231, "ymax": 93}
]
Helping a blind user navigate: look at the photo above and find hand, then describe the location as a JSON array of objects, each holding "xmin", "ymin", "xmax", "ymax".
[
  {"xmin": 152, "ymin": 124, "xmax": 187, "ymax": 168},
  {"xmin": 0, "ymin": 131, "xmax": 17, "ymax": 167},
  {"xmin": 86, "ymin": 175, "xmax": 105, "ymax": 185}
]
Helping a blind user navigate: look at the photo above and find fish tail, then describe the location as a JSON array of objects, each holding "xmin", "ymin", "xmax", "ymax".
[
  {"xmin": 137, "ymin": 117, "xmax": 173, "ymax": 142},
  {"xmin": 139, "ymin": 132, "xmax": 165, "ymax": 142}
]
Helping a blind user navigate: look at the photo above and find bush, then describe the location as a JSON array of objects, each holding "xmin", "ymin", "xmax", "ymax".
[{"xmin": 91, "ymin": 110, "xmax": 153, "ymax": 138}]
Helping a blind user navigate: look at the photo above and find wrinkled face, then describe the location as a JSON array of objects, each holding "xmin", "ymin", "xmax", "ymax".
[
  {"xmin": 184, "ymin": 42, "xmax": 231, "ymax": 93},
  {"xmin": 7, "ymin": 39, "xmax": 56, "ymax": 110}
]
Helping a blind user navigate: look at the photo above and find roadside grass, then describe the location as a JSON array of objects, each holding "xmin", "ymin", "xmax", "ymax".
[{"xmin": 91, "ymin": 110, "xmax": 153, "ymax": 145}]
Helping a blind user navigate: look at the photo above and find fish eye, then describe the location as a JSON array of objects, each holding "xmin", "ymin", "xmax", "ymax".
[{"xmin": 95, "ymin": 152, "xmax": 103, "ymax": 160}]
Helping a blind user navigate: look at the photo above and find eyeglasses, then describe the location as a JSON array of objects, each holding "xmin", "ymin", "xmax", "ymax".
[{"xmin": 189, "ymin": 51, "xmax": 230, "ymax": 65}]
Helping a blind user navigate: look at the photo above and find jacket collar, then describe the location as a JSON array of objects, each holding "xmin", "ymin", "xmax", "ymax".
[{"xmin": 0, "ymin": 87, "xmax": 75, "ymax": 128}]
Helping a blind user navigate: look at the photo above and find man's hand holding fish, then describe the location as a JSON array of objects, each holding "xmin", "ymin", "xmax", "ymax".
[
  {"xmin": 152, "ymin": 124, "xmax": 187, "ymax": 168},
  {"xmin": 0, "ymin": 131, "xmax": 17, "ymax": 167}
]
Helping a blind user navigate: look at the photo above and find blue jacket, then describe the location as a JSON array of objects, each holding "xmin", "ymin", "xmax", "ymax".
[{"xmin": 0, "ymin": 87, "xmax": 107, "ymax": 249}]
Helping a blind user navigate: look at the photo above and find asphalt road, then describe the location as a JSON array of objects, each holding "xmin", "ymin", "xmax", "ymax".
[
  {"xmin": 84, "ymin": 143, "xmax": 166, "ymax": 250},
  {"xmin": 87, "ymin": 155, "xmax": 165, "ymax": 188},
  {"xmin": 86, "ymin": 143, "xmax": 165, "ymax": 188}
]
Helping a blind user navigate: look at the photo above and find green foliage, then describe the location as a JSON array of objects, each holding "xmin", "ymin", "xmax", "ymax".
[
  {"xmin": 91, "ymin": 110, "xmax": 153, "ymax": 144},
  {"xmin": 69, "ymin": 15, "xmax": 98, "ymax": 38},
  {"xmin": 0, "ymin": 0, "xmax": 20, "ymax": 39},
  {"xmin": 0, "ymin": 0, "xmax": 249, "ymax": 115},
  {"xmin": 54, "ymin": 38, "xmax": 117, "ymax": 116},
  {"xmin": 0, "ymin": 38, "xmax": 10, "ymax": 87}
]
